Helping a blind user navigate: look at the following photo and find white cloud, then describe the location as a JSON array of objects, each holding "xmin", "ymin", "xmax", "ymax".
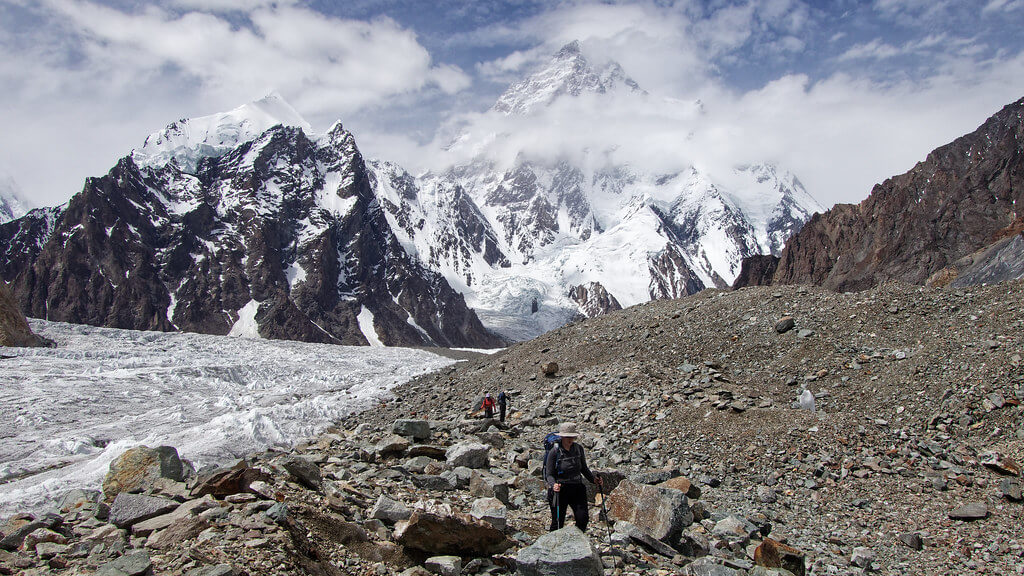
[
  {"xmin": 0, "ymin": 0, "xmax": 469, "ymax": 205},
  {"xmin": 983, "ymin": 0, "xmax": 1024, "ymax": 13}
]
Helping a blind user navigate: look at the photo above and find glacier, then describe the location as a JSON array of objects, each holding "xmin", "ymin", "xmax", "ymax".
[{"xmin": 0, "ymin": 320, "xmax": 457, "ymax": 517}]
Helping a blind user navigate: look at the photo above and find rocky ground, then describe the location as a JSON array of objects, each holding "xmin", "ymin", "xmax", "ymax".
[{"xmin": 1, "ymin": 281, "xmax": 1022, "ymax": 575}]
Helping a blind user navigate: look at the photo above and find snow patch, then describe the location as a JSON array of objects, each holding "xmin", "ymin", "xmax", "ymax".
[
  {"xmin": 228, "ymin": 300, "xmax": 261, "ymax": 338},
  {"xmin": 357, "ymin": 306, "xmax": 384, "ymax": 347}
]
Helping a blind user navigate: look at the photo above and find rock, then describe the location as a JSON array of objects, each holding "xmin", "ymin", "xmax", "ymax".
[
  {"xmin": 469, "ymin": 497, "xmax": 507, "ymax": 530},
  {"xmin": 948, "ymin": 501, "xmax": 988, "ymax": 521},
  {"xmin": 21, "ymin": 528, "xmax": 67, "ymax": 552},
  {"xmin": 850, "ymin": 546, "xmax": 875, "ymax": 568},
  {"xmin": 981, "ymin": 453, "xmax": 1021, "ymax": 476},
  {"xmin": 0, "ymin": 519, "xmax": 49, "ymax": 551},
  {"xmin": 659, "ymin": 476, "xmax": 702, "ymax": 499},
  {"xmin": 146, "ymin": 515, "xmax": 210, "ymax": 549},
  {"xmin": 394, "ymin": 419, "xmax": 431, "ymax": 441},
  {"xmin": 470, "ymin": 470, "xmax": 510, "ymax": 503},
  {"xmin": 58, "ymin": 489, "xmax": 102, "ymax": 512},
  {"xmin": 94, "ymin": 549, "xmax": 152, "ymax": 576},
  {"xmin": 265, "ymin": 502, "xmax": 289, "ymax": 523},
  {"xmin": 796, "ymin": 329, "xmax": 814, "ymax": 338},
  {"xmin": 614, "ymin": 521, "xmax": 678, "ymax": 557},
  {"xmin": 394, "ymin": 503, "xmax": 512, "ymax": 556},
  {"xmin": 681, "ymin": 557, "xmax": 740, "ymax": 576},
  {"xmin": 190, "ymin": 460, "xmax": 269, "ymax": 498},
  {"xmin": 411, "ymin": 473, "xmax": 458, "ymax": 491},
  {"xmin": 897, "ymin": 532, "xmax": 923, "ymax": 551},
  {"xmin": 0, "ymin": 281, "xmax": 52, "ymax": 347},
  {"xmin": 108, "ymin": 493, "xmax": 179, "ymax": 528},
  {"xmin": 516, "ymin": 526, "xmax": 603, "ymax": 576},
  {"xmin": 424, "ymin": 555, "xmax": 462, "ymax": 576},
  {"xmin": 541, "ymin": 362, "xmax": 559, "ymax": 376},
  {"xmin": 408, "ymin": 445, "xmax": 447, "ymax": 459},
  {"xmin": 377, "ymin": 435, "xmax": 412, "ymax": 457},
  {"xmin": 185, "ymin": 566, "xmax": 236, "ymax": 576},
  {"xmin": 998, "ymin": 478, "xmax": 1022, "ymax": 501},
  {"xmin": 712, "ymin": 514, "xmax": 760, "ymax": 546},
  {"xmin": 370, "ymin": 494, "xmax": 412, "ymax": 524},
  {"xmin": 280, "ymin": 455, "xmax": 322, "ymax": 490},
  {"xmin": 749, "ymin": 568, "xmax": 797, "ymax": 576},
  {"xmin": 33, "ymin": 541, "xmax": 68, "ymax": 559},
  {"xmin": 774, "ymin": 317, "xmax": 795, "ymax": 334},
  {"xmin": 445, "ymin": 442, "xmax": 490, "ymax": 469},
  {"xmin": 102, "ymin": 445, "xmax": 185, "ymax": 500},
  {"xmin": 607, "ymin": 478, "xmax": 693, "ymax": 546},
  {"xmin": 753, "ymin": 538, "xmax": 805, "ymax": 576}
]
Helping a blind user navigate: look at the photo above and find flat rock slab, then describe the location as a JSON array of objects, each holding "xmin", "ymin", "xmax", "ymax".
[
  {"xmin": 109, "ymin": 493, "xmax": 179, "ymax": 528},
  {"xmin": 949, "ymin": 501, "xmax": 989, "ymax": 521},
  {"xmin": 95, "ymin": 550, "xmax": 152, "ymax": 576}
]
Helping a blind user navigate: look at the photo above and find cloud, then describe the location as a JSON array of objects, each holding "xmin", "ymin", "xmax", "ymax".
[
  {"xmin": 983, "ymin": 0, "xmax": 1024, "ymax": 13},
  {"xmin": 0, "ymin": 0, "xmax": 469, "ymax": 205}
]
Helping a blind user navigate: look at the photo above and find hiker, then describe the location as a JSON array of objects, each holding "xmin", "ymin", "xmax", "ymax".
[
  {"xmin": 497, "ymin": 390, "xmax": 509, "ymax": 422},
  {"xmin": 480, "ymin": 393, "xmax": 496, "ymax": 419},
  {"xmin": 545, "ymin": 422, "xmax": 601, "ymax": 532}
]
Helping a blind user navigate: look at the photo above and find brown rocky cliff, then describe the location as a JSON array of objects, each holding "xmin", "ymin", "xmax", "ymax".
[
  {"xmin": 769, "ymin": 96, "xmax": 1024, "ymax": 291},
  {"xmin": 0, "ymin": 281, "xmax": 52, "ymax": 347}
]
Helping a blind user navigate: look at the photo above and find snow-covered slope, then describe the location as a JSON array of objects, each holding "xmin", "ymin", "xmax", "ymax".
[
  {"xmin": 0, "ymin": 319, "xmax": 455, "ymax": 516},
  {"xmin": 132, "ymin": 92, "xmax": 312, "ymax": 172},
  {"xmin": 367, "ymin": 43, "xmax": 824, "ymax": 341},
  {"xmin": 0, "ymin": 175, "xmax": 30, "ymax": 224}
]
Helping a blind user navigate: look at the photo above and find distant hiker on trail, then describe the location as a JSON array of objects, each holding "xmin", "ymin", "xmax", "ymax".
[
  {"xmin": 545, "ymin": 422, "xmax": 601, "ymax": 532},
  {"xmin": 497, "ymin": 390, "xmax": 509, "ymax": 422},
  {"xmin": 480, "ymin": 393, "xmax": 496, "ymax": 419}
]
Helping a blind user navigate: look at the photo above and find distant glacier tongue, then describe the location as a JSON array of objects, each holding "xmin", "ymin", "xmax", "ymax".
[{"xmin": 0, "ymin": 320, "xmax": 455, "ymax": 516}]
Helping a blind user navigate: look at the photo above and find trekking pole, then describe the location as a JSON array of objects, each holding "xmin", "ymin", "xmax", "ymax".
[
  {"xmin": 554, "ymin": 489, "xmax": 562, "ymax": 529},
  {"xmin": 597, "ymin": 479, "xmax": 618, "ymax": 568}
]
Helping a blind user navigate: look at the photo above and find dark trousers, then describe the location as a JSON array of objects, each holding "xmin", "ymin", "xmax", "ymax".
[
  {"xmin": 484, "ymin": 407, "xmax": 493, "ymax": 418},
  {"xmin": 499, "ymin": 403, "xmax": 506, "ymax": 422},
  {"xmin": 548, "ymin": 483, "xmax": 589, "ymax": 532}
]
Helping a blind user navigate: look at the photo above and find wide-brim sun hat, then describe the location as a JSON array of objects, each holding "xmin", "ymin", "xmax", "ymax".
[{"xmin": 557, "ymin": 422, "xmax": 580, "ymax": 438}]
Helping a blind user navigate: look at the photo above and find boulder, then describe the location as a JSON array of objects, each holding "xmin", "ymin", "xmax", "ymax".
[
  {"xmin": 424, "ymin": 555, "xmax": 462, "ymax": 576},
  {"xmin": 146, "ymin": 516, "xmax": 211, "ymax": 549},
  {"xmin": 108, "ymin": 493, "xmax": 180, "ymax": 528},
  {"xmin": 445, "ymin": 442, "xmax": 490, "ymax": 469},
  {"xmin": 712, "ymin": 514, "xmax": 760, "ymax": 546},
  {"xmin": 681, "ymin": 557, "xmax": 740, "ymax": 576},
  {"xmin": 58, "ymin": 489, "xmax": 102, "ymax": 512},
  {"xmin": 659, "ymin": 476, "xmax": 702, "ymax": 499},
  {"xmin": 850, "ymin": 547, "xmax": 875, "ymax": 569},
  {"xmin": 102, "ymin": 445, "xmax": 186, "ymax": 500},
  {"xmin": 394, "ymin": 503, "xmax": 512, "ymax": 556},
  {"xmin": 754, "ymin": 538, "xmax": 806, "ymax": 576},
  {"xmin": 469, "ymin": 497, "xmax": 507, "ymax": 530},
  {"xmin": 130, "ymin": 496, "xmax": 216, "ymax": 537},
  {"xmin": 408, "ymin": 445, "xmax": 447, "ymax": 459},
  {"xmin": 541, "ymin": 362, "xmax": 559, "ymax": 377},
  {"xmin": 411, "ymin": 473, "xmax": 458, "ymax": 491},
  {"xmin": 614, "ymin": 521, "xmax": 677, "ymax": 557},
  {"xmin": 516, "ymin": 526, "xmax": 603, "ymax": 576},
  {"xmin": 393, "ymin": 419, "xmax": 431, "ymax": 441},
  {"xmin": 94, "ymin": 549, "xmax": 152, "ymax": 576},
  {"xmin": 607, "ymin": 478, "xmax": 693, "ymax": 546},
  {"xmin": 470, "ymin": 470, "xmax": 510, "ymax": 503},
  {"xmin": 370, "ymin": 495, "xmax": 412, "ymax": 524},
  {"xmin": 280, "ymin": 455, "xmax": 322, "ymax": 490},
  {"xmin": 0, "ymin": 281, "xmax": 52, "ymax": 348},
  {"xmin": 190, "ymin": 460, "xmax": 270, "ymax": 498},
  {"xmin": 774, "ymin": 316, "xmax": 795, "ymax": 334},
  {"xmin": 377, "ymin": 435, "xmax": 412, "ymax": 457},
  {"xmin": 0, "ymin": 517, "xmax": 52, "ymax": 551},
  {"xmin": 999, "ymin": 478, "xmax": 1022, "ymax": 501},
  {"xmin": 982, "ymin": 453, "xmax": 1021, "ymax": 476}
]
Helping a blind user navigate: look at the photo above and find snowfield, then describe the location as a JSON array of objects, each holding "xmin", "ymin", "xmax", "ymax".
[{"xmin": 0, "ymin": 320, "xmax": 457, "ymax": 517}]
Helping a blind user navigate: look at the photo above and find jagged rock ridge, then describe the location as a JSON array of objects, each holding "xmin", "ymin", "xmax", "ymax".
[
  {"xmin": 736, "ymin": 96, "xmax": 1024, "ymax": 291},
  {"xmin": 0, "ymin": 96, "xmax": 503, "ymax": 348}
]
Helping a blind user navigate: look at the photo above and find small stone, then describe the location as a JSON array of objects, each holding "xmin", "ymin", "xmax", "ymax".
[
  {"xmin": 981, "ymin": 453, "xmax": 1021, "ymax": 476},
  {"xmin": 774, "ymin": 317, "xmax": 795, "ymax": 334},
  {"xmin": 424, "ymin": 555, "xmax": 462, "ymax": 576},
  {"xmin": 541, "ymin": 362, "xmax": 559, "ymax": 376},
  {"xmin": 796, "ymin": 329, "xmax": 814, "ymax": 338},
  {"xmin": 999, "ymin": 478, "xmax": 1022, "ymax": 502},
  {"xmin": 851, "ymin": 546, "xmax": 875, "ymax": 568},
  {"xmin": 898, "ymin": 532, "xmax": 923, "ymax": 550}
]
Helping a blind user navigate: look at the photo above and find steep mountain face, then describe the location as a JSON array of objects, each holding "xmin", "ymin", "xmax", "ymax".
[
  {"xmin": 745, "ymin": 97, "xmax": 1024, "ymax": 292},
  {"xmin": 375, "ymin": 43, "xmax": 822, "ymax": 340},
  {"xmin": 0, "ymin": 95, "xmax": 503, "ymax": 348}
]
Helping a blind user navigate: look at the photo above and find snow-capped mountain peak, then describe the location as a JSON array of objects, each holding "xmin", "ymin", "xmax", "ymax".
[
  {"xmin": 132, "ymin": 91, "xmax": 312, "ymax": 171},
  {"xmin": 0, "ymin": 174, "xmax": 30, "ymax": 223},
  {"xmin": 492, "ymin": 40, "xmax": 643, "ymax": 115}
]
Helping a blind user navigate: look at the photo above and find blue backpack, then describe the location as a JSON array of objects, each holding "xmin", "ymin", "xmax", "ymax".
[{"xmin": 542, "ymin": 432, "xmax": 561, "ymax": 478}]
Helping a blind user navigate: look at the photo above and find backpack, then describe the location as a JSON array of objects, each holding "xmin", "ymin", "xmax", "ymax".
[{"xmin": 542, "ymin": 432, "xmax": 561, "ymax": 479}]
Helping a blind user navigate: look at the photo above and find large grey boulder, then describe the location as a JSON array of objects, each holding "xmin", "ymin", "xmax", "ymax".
[
  {"xmin": 394, "ymin": 419, "xmax": 431, "ymax": 441},
  {"xmin": 445, "ymin": 442, "xmax": 490, "ymax": 469},
  {"xmin": 607, "ymin": 478, "xmax": 693, "ymax": 546},
  {"xmin": 370, "ymin": 494, "xmax": 412, "ymax": 524},
  {"xmin": 614, "ymin": 521, "xmax": 678, "ymax": 557},
  {"xmin": 280, "ymin": 455, "xmax": 322, "ymax": 490},
  {"xmin": 516, "ymin": 526, "xmax": 603, "ymax": 576},
  {"xmin": 470, "ymin": 497, "xmax": 507, "ymax": 531},
  {"xmin": 682, "ymin": 557, "xmax": 741, "ymax": 576}
]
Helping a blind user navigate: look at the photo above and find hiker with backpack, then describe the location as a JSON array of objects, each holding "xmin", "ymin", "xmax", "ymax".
[
  {"xmin": 480, "ymin": 393, "xmax": 496, "ymax": 419},
  {"xmin": 545, "ymin": 422, "xmax": 602, "ymax": 532},
  {"xmin": 497, "ymin": 390, "xmax": 509, "ymax": 422}
]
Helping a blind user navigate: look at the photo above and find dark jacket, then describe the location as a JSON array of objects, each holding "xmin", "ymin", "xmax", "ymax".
[{"xmin": 544, "ymin": 442, "xmax": 595, "ymax": 487}]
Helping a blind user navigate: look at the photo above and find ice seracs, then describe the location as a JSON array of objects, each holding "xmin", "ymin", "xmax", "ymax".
[{"xmin": 0, "ymin": 174, "xmax": 30, "ymax": 224}]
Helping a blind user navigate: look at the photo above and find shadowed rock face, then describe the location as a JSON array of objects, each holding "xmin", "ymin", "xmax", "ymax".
[
  {"xmin": 0, "ymin": 281, "xmax": 51, "ymax": 348},
  {"xmin": 0, "ymin": 125, "xmax": 504, "ymax": 348},
  {"xmin": 761, "ymin": 97, "xmax": 1024, "ymax": 291}
]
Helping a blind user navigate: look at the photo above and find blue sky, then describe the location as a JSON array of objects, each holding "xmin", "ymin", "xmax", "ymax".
[{"xmin": 2, "ymin": 0, "xmax": 1023, "ymax": 207}]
